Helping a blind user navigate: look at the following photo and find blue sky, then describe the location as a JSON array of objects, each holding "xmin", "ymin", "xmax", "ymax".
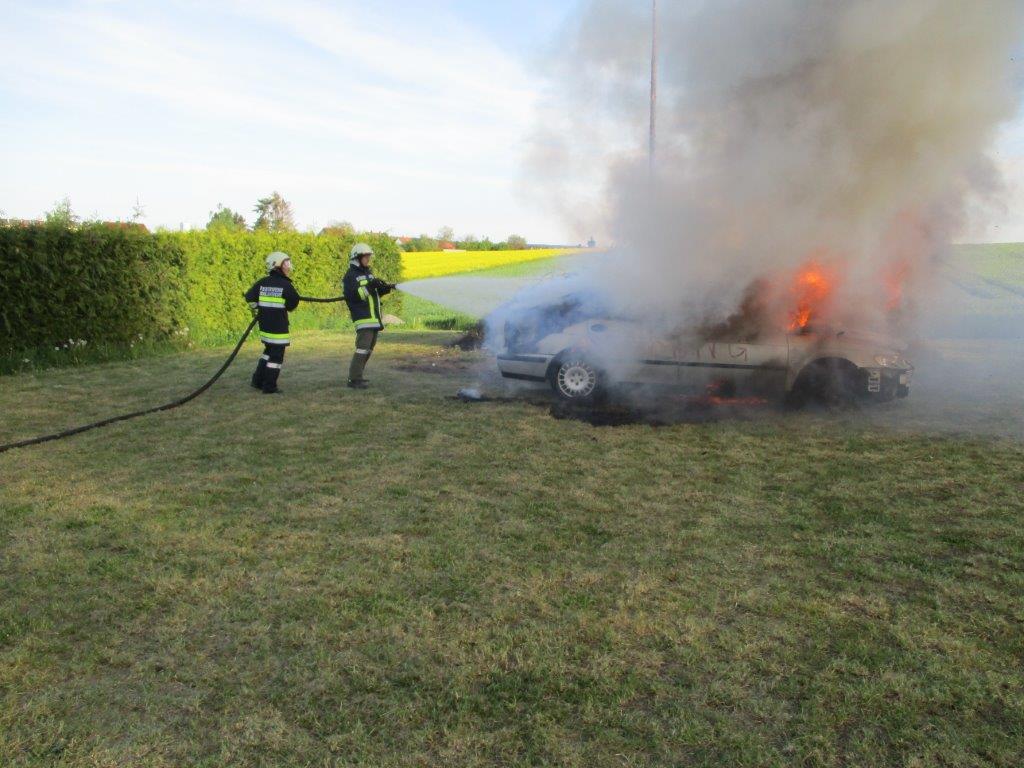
[
  {"xmin": 0, "ymin": 0, "xmax": 583, "ymax": 241},
  {"xmin": 1, "ymin": 0, "xmax": 1023, "ymax": 242}
]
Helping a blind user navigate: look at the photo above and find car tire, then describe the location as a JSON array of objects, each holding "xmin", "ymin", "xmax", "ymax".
[{"xmin": 550, "ymin": 355, "xmax": 604, "ymax": 403}]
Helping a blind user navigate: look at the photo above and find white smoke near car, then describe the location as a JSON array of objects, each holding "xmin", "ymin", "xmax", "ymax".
[{"xmin": 482, "ymin": 0, "xmax": 1024, "ymax": 425}]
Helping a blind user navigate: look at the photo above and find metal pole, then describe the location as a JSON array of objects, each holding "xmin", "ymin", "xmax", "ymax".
[{"xmin": 649, "ymin": 0, "xmax": 658, "ymax": 178}]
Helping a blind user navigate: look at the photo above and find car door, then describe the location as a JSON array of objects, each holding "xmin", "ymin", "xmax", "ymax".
[
  {"xmin": 727, "ymin": 334, "xmax": 789, "ymax": 395},
  {"xmin": 637, "ymin": 327, "xmax": 681, "ymax": 386},
  {"xmin": 675, "ymin": 335, "xmax": 788, "ymax": 395}
]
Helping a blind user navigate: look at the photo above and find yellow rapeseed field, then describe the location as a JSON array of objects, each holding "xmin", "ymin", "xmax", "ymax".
[{"xmin": 400, "ymin": 249, "xmax": 575, "ymax": 281}]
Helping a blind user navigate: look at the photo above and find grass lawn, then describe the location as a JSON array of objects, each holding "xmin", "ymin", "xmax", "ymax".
[
  {"xmin": 953, "ymin": 243, "xmax": 1024, "ymax": 282},
  {"xmin": 394, "ymin": 293, "xmax": 478, "ymax": 332},
  {"xmin": 1, "ymin": 330, "xmax": 1023, "ymax": 767}
]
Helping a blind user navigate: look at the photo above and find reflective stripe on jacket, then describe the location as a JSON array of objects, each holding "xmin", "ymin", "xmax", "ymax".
[
  {"xmin": 244, "ymin": 271, "xmax": 301, "ymax": 345},
  {"xmin": 343, "ymin": 264, "xmax": 391, "ymax": 331}
]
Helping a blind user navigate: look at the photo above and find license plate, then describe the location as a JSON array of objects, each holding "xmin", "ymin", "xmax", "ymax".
[{"xmin": 867, "ymin": 370, "xmax": 882, "ymax": 393}]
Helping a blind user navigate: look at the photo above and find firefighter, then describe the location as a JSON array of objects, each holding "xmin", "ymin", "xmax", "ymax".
[
  {"xmin": 343, "ymin": 242, "xmax": 394, "ymax": 388},
  {"xmin": 244, "ymin": 251, "xmax": 301, "ymax": 394}
]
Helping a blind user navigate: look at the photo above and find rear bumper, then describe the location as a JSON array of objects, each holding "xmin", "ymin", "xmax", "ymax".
[{"xmin": 496, "ymin": 353, "xmax": 552, "ymax": 383}]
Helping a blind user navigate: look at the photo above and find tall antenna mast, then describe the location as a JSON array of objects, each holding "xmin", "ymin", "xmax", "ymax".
[{"xmin": 649, "ymin": 0, "xmax": 658, "ymax": 178}]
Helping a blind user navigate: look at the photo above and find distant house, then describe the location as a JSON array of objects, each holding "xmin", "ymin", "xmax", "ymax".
[{"xmin": 394, "ymin": 236, "xmax": 459, "ymax": 251}]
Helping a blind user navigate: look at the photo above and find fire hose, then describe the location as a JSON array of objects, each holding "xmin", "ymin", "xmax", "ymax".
[{"xmin": 0, "ymin": 294, "xmax": 354, "ymax": 455}]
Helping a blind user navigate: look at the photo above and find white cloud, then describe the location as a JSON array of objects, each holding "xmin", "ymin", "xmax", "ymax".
[{"xmin": 0, "ymin": 0, "xmax": 572, "ymax": 241}]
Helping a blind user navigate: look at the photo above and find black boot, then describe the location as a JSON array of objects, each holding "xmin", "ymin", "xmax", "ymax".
[
  {"xmin": 251, "ymin": 356, "xmax": 268, "ymax": 389},
  {"xmin": 262, "ymin": 361, "xmax": 282, "ymax": 394}
]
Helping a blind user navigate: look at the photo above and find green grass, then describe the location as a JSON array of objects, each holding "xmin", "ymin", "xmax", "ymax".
[
  {"xmin": 954, "ymin": 243, "xmax": 1024, "ymax": 282},
  {"xmin": 945, "ymin": 244, "xmax": 1024, "ymax": 318},
  {"xmin": 395, "ymin": 293, "xmax": 478, "ymax": 331},
  {"xmin": 1, "ymin": 331, "xmax": 1022, "ymax": 766},
  {"xmin": 0, "ymin": 336, "xmax": 190, "ymax": 377}
]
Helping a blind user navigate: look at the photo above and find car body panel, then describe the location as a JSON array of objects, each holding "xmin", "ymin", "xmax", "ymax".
[
  {"xmin": 495, "ymin": 353, "xmax": 550, "ymax": 382},
  {"xmin": 497, "ymin": 315, "xmax": 913, "ymax": 402}
]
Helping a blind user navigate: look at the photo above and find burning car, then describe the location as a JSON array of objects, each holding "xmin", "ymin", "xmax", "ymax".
[{"xmin": 495, "ymin": 293, "xmax": 913, "ymax": 406}]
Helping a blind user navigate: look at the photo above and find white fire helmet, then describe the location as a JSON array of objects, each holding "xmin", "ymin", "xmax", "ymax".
[
  {"xmin": 265, "ymin": 251, "xmax": 291, "ymax": 273},
  {"xmin": 350, "ymin": 242, "xmax": 373, "ymax": 266}
]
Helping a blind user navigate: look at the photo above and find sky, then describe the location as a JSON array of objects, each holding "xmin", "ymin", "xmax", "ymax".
[
  {"xmin": 1, "ymin": 0, "xmax": 1023, "ymax": 243},
  {"xmin": 0, "ymin": 0, "xmax": 582, "ymax": 242}
]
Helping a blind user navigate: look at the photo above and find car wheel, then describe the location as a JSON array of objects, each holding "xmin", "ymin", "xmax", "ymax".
[{"xmin": 551, "ymin": 356, "xmax": 603, "ymax": 402}]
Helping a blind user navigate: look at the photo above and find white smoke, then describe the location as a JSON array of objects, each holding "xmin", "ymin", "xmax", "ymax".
[{"xmin": 528, "ymin": 0, "xmax": 1024, "ymax": 336}]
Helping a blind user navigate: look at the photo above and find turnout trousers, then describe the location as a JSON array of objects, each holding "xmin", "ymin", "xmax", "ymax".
[
  {"xmin": 252, "ymin": 343, "xmax": 286, "ymax": 393},
  {"xmin": 348, "ymin": 328, "xmax": 379, "ymax": 383}
]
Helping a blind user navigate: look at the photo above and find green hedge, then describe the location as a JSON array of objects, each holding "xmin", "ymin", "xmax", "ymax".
[
  {"xmin": 165, "ymin": 230, "xmax": 401, "ymax": 343},
  {"xmin": 0, "ymin": 224, "xmax": 187, "ymax": 353},
  {"xmin": 0, "ymin": 225, "xmax": 402, "ymax": 358}
]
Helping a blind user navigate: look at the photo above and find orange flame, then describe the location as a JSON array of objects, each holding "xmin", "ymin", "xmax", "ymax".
[
  {"xmin": 700, "ymin": 381, "xmax": 768, "ymax": 407},
  {"xmin": 787, "ymin": 260, "xmax": 835, "ymax": 332}
]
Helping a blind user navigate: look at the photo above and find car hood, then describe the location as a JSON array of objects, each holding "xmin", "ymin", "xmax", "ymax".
[{"xmin": 815, "ymin": 328, "xmax": 907, "ymax": 353}]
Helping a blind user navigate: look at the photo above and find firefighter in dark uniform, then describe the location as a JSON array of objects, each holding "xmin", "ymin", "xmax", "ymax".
[
  {"xmin": 343, "ymin": 242, "xmax": 394, "ymax": 388},
  {"xmin": 244, "ymin": 251, "xmax": 301, "ymax": 394}
]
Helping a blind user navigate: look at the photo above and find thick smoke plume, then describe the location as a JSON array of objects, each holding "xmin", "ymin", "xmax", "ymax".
[{"xmin": 529, "ymin": 0, "xmax": 1023, "ymax": 337}]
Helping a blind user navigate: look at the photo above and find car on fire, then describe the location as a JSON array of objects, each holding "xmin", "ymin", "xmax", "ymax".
[{"xmin": 495, "ymin": 296, "xmax": 913, "ymax": 406}]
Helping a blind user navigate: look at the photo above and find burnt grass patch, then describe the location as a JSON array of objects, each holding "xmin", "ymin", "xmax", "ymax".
[
  {"xmin": 452, "ymin": 386, "xmax": 781, "ymax": 426},
  {"xmin": 450, "ymin": 376, "xmax": 794, "ymax": 426},
  {"xmin": 395, "ymin": 349, "xmax": 477, "ymax": 375},
  {"xmin": 445, "ymin": 321, "xmax": 486, "ymax": 351},
  {"xmin": 548, "ymin": 396, "xmax": 777, "ymax": 426}
]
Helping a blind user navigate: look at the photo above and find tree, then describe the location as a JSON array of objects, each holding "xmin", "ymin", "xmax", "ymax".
[
  {"xmin": 130, "ymin": 197, "xmax": 146, "ymax": 223},
  {"xmin": 456, "ymin": 236, "xmax": 494, "ymax": 251},
  {"xmin": 400, "ymin": 234, "xmax": 439, "ymax": 252},
  {"xmin": 436, "ymin": 225, "xmax": 455, "ymax": 242},
  {"xmin": 323, "ymin": 220, "xmax": 355, "ymax": 236},
  {"xmin": 507, "ymin": 234, "xmax": 528, "ymax": 250},
  {"xmin": 207, "ymin": 204, "xmax": 247, "ymax": 231},
  {"xmin": 44, "ymin": 197, "xmax": 78, "ymax": 227},
  {"xmin": 253, "ymin": 191, "xmax": 296, "ymax": 232}
]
